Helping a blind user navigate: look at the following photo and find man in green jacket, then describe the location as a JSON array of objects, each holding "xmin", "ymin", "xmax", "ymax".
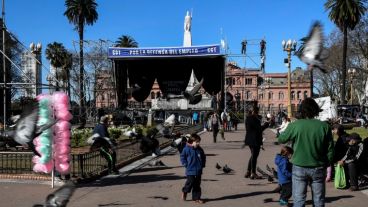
[{"xmin": 278, "ymin": 98, "xmax": 334, "ymax": 207}]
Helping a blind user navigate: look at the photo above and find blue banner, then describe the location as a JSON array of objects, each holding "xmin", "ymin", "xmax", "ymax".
[{"xmin": 108, "ymin": 45, "xmax": 220, "ymax": 58}]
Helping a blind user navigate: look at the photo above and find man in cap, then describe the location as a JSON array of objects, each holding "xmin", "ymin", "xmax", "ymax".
[{"xmin": 338, "ymin": 133, "xmax": 364, "ymax": 191}]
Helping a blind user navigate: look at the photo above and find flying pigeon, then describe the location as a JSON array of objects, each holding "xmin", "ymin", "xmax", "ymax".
[
  {"xmin": 222, "ymin": 164, "xmax": 234, "ymax": 174},
  {"xmin": 215, "ymin": 163, "xmax": 222, "ymax": 170},
  {"xmin": 266, "ymin": 164, "xmax": 278, "ymax": 179},
  {"xmin": 296, "ymin": 21, "xmax": 328, "ymax": 73},
  {"xmin": 257, "ymin": 167, "xmax": 274, "ymax": 182},
  {"xmin": 2, "ymin": 104, "xmax": 57, "ymax": 156},
  {"xmin": 183, "ymin": 78, "xmax": 203, "ymax": 104},
  {"xmin": 33, "ymin": 181, "xmax": 76, "ymax": 207}
]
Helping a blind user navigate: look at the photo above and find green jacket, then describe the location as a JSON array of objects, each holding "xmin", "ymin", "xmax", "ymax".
[{"xmin": 278, "ymin": 119, "xmax": 334, "ymax": 167}]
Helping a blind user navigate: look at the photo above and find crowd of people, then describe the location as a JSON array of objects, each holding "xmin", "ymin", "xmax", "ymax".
[{"xmin": 90, "ymin": 97, "xmax": 368, "ymax": 206}]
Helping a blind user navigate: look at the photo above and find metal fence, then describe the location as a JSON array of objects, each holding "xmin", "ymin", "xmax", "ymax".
[{"xmin": 0, "ymin": 125, "xmax": 202, "ymax": 179}]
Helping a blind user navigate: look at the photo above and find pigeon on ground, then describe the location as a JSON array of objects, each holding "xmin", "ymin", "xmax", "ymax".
[
  {"xmin": 266, "ymin": 164, "xmax": 278, "ymax": 179},
  {"xmin": 222, "ymin": 164, "xmax": 234, "ymax": 174},
  {"xmin": 215, "ymin": 163, "xmax": 222, "ymax": 170},
  {"xmin": 257, "ymin": 167, "xmax": 274, "ymax": 182},
  {"xmin": 296, "ymin": 21, "xmax": 328, "ymax": 73},
  {"xmin": 33, "ymin": 181, "xmax": 76, "ymax": 207}
]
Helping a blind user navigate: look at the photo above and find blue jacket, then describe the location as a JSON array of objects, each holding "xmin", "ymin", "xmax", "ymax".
[
  {"xmin": 275, "ymin": 154, "xmax": 292, "ymax": 185},
  {"xmin": 180, "ymin": 144, "xmax": 206, "ymax": 176}
]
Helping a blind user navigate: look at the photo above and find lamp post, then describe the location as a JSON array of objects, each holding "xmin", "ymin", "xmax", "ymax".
[
  {"xmin": 264, "ymin": 77, "xmax": 272, "ymax": 113},
  {"xmin": 348, "ymin": 68, "xmax": 357, "ymax": 105},
  {"xmin": 282, "ymin": 39, "xmax": 297, "ymax": 118}
]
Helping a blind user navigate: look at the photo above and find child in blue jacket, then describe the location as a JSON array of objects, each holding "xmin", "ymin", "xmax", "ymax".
[
  {"xmin": 275, "ymin": 146, "xmax": 293, "ymax": 206},
  {"xmin": 180, "ymin": 133, "xmax": 206, "ymax": 204}
]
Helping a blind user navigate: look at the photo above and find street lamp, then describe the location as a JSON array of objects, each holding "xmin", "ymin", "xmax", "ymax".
[
  {"xmin": 282, "ymin": 39, "xmax": 297, "ymax": 118},
  {"xmin": 348, "ymin": 68, "xmax": 357, "ymax": 105},
  {"xmin": 264, "ymin": 77, "xmax": 272, "ymax": 113}
]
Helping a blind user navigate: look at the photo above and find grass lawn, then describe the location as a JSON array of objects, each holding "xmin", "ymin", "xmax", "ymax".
[{"xmin": 346, "ymin": 127, "xmax": 368, "ymax": 139}]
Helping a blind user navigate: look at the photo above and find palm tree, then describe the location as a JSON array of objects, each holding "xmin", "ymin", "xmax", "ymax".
[
  {"xmin": 45, "ymin": 42, "xmax": 67, "ymax": 91},
  {"xmin": 115, "ymin": 35, "xmax": 138, "ymax": 47},
  {"xmin": 325, "ymin": 0, "xmax": 366, "ymax": 104},
  {"xmin": 64, "ymin": 0, "xmax": 98, "ymax": 125},
  {"xmin": 62, "ymin": 52, "xmax": 73, "ymax": 97}
]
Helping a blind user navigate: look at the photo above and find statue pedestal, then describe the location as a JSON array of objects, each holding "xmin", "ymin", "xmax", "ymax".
[{"xmin": 147, "ymin": 109, "xmax": 153, "ymax": 126}]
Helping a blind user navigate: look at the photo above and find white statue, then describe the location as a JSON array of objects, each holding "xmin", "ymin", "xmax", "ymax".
[
  {"xmin": 184, "ymin": 11, "xmax": 191, "ymax": 32},
  {"xmin": 183, "ymin": 11, "xmax": 192, "ymax": 47}
]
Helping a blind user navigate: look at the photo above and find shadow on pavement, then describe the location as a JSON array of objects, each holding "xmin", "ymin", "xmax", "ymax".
[
  {"xmin": 205, "ymin": 153, "xmax": 218, "ymax": 156},
  {"xmin": 132, "ymin": 166, "xmax": 182, "ymax": 173},
  {"xmin": 98, "ymin": 201, "xmax": 131, "ymax": 206},
  {"xmin": 147, "ymin": 196, "xmax": 169, "ymax": 200},
  {"xmin": 78, "ymin": 173, "xmax": 185, "ymax": 188},
  {"xmin": 204, "ymin": 190, "xmax": 274, "ymax": 202}
]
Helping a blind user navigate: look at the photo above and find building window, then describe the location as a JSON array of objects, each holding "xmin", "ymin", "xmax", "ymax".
[
  {"xmin": 101, "ymin": 94, "xmax": 105, "ymax": 101},
  {"xmin": 246, "ymin": 91, "xmax": 252, "ymax": 100},
  {"xmin": 297, "ymin": 91, "xmax": 301, "ymax": 100},
  {"xmin": 291, "ymin": 91, "xmax": 295, "ymax": 100},
  {"xmin": 232, "ymin": 78, "xmax": 236, "ymax": 85},
  {"xmin": 304, "ymin": 91, "xmax": 308, "ymax": 99},
  {"xmin": 246, "ymin": 78, "xmax": 253, "ymax": 85},
  {"xmin": 259, "ymin": 93, "xmax": 263, "ymax": 100},
  {"xmin": 151, "ymin": 92, "xmax": 155, "ymax": 99},
  {"xmin": 269, "ymin": 92, "xmax": 273, "ymax": 100},
  {"xmin": 279, "ymin": 91, "xmax": 284, "ymax": 100},
  {"xmin": 156, "ymin": 92, "xmax": 161, "ymax": 98}
]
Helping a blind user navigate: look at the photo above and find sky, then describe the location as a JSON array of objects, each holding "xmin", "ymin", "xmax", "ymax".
[{"xmin": 5, "ymin": 0, "xmax": 337, "ymax": 80}]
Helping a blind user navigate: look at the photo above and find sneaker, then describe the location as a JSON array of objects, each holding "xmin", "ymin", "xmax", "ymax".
[
  {"xmin": 279, "ymin": 199, "xmax": 288, "ymax": 206},
  {"xmin": 109, "ymin": 169, "xmax": 119, "ymax": 175},
  {"xmin": 181, "ymin": 192, "xmax": 187, "ymax": 201}
]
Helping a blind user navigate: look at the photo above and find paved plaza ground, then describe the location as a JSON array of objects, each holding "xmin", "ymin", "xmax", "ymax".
[{"xmin": 1, "ymin": 125, "xmax": 368, "ymax": 207}]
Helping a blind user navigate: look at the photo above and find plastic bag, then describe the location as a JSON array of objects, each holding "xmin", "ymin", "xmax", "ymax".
[{"xmin": 334, "ymin": 164, "xmax": 346, "ymax": 189}]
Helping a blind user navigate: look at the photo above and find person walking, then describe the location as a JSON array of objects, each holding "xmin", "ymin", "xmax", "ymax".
[
  {"xmin": 210, "ymin": 111, "xmax": 220, "ymax": 143},
  {"xmin": 278, "ymin": 98, "xmax": 334, "ymax": 207},
  {"xmin": 180, "ymin": 133, "xmax": 206, "ymax": 204},
  {"xmin": 244, "ymin": 105, "xmax": 269, "ymax": 179}
]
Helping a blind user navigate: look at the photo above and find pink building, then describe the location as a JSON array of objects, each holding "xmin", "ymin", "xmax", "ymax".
[
  {"xmin": 226, "ymin": 62, "xmax": 311, "ymax": 115},
  {"xmin": 95, "ymin": 70, "xmax": 118, "ymax": 108}
]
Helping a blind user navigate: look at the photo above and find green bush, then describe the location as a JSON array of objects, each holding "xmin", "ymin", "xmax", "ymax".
[
  {"xmin": 71, "ymin": 128, "xmax": 93, "ymax": 148},
  {"xmin": 108, "ymin": 128, "xmax": 122, "ymax": 140}
]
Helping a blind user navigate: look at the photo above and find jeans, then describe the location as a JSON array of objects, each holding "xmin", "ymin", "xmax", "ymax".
[
  {"xmin": 247, "ymin": 146, "xmax": 261, "ymax": 174},
  {"xmin": 292, "ymin": 165, "xmax": 326, "ymax": 207},
  {"xmin": 182, "ymin": 175, "xmax": 202, "ymax": 200},
  {"xmin": 345, "ymin": 162, "xmax": 358, "ymax": 187}
]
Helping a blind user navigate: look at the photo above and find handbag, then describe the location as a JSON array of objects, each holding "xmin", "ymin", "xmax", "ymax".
[{"xmin": 334, "ymin": 164, "xmax": 346, "ymax": 189}]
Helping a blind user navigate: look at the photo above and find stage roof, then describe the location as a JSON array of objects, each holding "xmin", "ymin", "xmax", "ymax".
[{"xmin": 108, "ymin": 45, "xmax": 225, "ymax": 107}]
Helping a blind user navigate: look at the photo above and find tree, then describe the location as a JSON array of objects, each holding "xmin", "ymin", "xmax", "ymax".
[
  {"xmin": 64, "ymin": 0, "xmax": 98, "ymax": 125},
  {"xmin": 324, "ymin": 0, "xmax": 367, "ymax": 104},
  {"xmin": 45, "ymin": 42, "xmax": 67, "ymax": 91},
  {"xmin": 114, "ymin": 35, "xmax": 138, "ymax": 48}
]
